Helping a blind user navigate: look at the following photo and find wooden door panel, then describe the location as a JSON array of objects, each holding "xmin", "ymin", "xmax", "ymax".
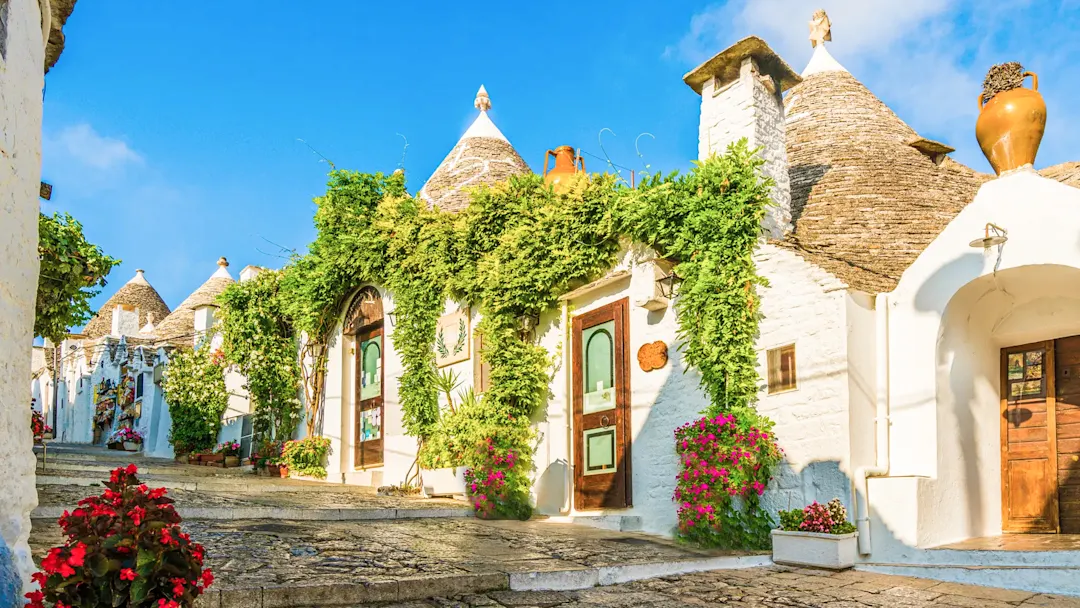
[
  {"xmin": 354, "ymin": 325, "xmax": 385, "ymax": 469},
  {"xmin": 1001, "ymin": 342, "xmax": 1058, "ymax": 533},
  {"xmin": 573, "ymin": 299, "xmax": 631, "ymax": 511},
  {"xmin": 1056, "ymin": 336, "xmax": 1080, "ymax": 532}
]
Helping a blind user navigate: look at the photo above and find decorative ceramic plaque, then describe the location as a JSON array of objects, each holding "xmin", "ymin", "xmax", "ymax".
[
  {"xmin": 637, "ymin": 341, "xmax": 668, "ymax": 372},
  {"xmin": 435, "ymin": 308, "xmax": 470, "ymax": 368}
]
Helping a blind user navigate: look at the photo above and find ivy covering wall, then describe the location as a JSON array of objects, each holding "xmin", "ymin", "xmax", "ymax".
[{"xmin": 219, "ymin": 140, "xmax": 779, "ymax": 541}]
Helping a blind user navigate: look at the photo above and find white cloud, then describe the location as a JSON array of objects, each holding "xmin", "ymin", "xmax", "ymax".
[{"xmin": 47, "ymin": 123, "xmax": 143, "ymax": 170}]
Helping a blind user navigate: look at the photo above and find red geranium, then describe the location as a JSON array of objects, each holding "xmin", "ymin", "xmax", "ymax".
[{"xmin": 26, "ymin": 465, "xmax": 213, "ymax": 607}]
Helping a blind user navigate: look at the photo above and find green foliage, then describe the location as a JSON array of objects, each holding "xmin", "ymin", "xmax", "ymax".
[
  {"xmin": 35, "ymin": 212, "xmax": 120, "ymax": 342},
  {"xmin": 280, "ymin": 139, "xmax": 771, "ymax": 528},
  {"xmin": 161, "ymin": 347, "xmax": 228, "ymax": 454},
  {"xmin": 620, "ymin": 143, "xmax": 771, "ymax": 411},
  {"xmin": 217, "ymin": 270, "xmax": 302, "ymax": 440},
  {"xmin": 280, "ymin": 436, "xmax": 332, "ymax": 479}
]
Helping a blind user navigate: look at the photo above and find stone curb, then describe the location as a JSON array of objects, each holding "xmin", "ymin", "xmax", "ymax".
[
  {"xmin": 507, "ymin": 554, "xmax": 773, "ymax": 592},
  {"xmin": 35, "ymin": 475, "xmax": 379, "ymax": 494},
  {"xmin": 194, "ymin": 572, "xmax": 510, "ymax": 608},
  {"xmin": 32, "ymin": 505, "xmax": 472, "ymax": 522}
]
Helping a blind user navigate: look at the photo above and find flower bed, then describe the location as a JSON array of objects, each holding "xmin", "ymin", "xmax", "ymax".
[
  {"xmin": 25, "ymin": 465, "xmax": 213, "ymax": 607},
  {"xmin": 772, "ymin": 499, "xmax": 858, "ymax": 570},
  {"xmin": 673, "ymin": 409, "xmax": 782, "ymax": 549},
  {"xmin": 108, "ymin": 428, "xmax": 143, "ymax": 452}
]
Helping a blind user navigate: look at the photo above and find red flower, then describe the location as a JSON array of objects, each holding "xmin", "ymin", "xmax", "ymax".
[
  {"xmin": 149, "ymin": 487, "xmax": 168, "ymax": 500},
  {"xmin": 67, "ymin": 542, "xmax": 87, "ymax": 567},
  {"xmin": 161, "ymin": 527, "xmax": 176, "ymax": 545},
  {"xmin": 128, "ymin": 506, "xmax": 147, "ymax": 527},
  {"xmin": 120, "ymin": 568, "xmax": 137, "ymax": 581},
  {"xmin": 199, "ymin": 569, "xmax": 214, "ymax": 589},
  {"xmin": 170, "ymin": 577, "xmax": 187, "ymax": 597},
  {"xmin": 25, "ymin": 590, "xmax": 44, "ymax": 607}
]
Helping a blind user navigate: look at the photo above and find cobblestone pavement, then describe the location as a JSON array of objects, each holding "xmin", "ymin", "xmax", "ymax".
[
  {"xmin": 31, "ymin": 518, "xmax": 749, "ymax": 591},
  {"xmin": 36, "ymin": 484, "xmax": 465, "ymax": 511},
  {"xmin": 370, "ymin": 566, "xmax": 1080, "ymax": 607}
]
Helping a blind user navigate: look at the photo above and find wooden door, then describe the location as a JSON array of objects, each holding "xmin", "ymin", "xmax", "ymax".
[
  {"xmin": 355, "ymin": 325, "xmax": 384, "ymax": 469},
  {"xmin": 1001, "ymin": 341, "xmax": 1058, "ymax": 532},
  {"xmin": 1055, "ymin": 336, "xmax": 1080, "ymax": 533},
  {"xmin": 572, "ymin": 298, "xmax": 632, "ymax": 510}
]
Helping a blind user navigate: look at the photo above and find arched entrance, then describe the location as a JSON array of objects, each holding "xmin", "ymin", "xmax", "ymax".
[
  {"xmin": 938, "ymin": 264, "xmax": 1080, "ymax": 537},
  {"xmin": 344, "ymin": 286, "xmax": 384, "ymax": 469}
]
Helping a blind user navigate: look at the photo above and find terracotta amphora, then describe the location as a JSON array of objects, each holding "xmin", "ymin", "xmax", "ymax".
[
  {"xmin": 976, "ymin": 72, "xmax": 1046, "ymax": 175},
  {"xmin": 543, "ymin": 146, "xmax": 586, "ymax": 193}
]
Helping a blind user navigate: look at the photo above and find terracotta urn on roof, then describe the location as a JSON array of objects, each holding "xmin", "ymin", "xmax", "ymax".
[
  {"xmin": 543, "ymin": 145, "xmax": 586, "ymax": 193},
  {"xmin": 976, "ymin": 63, "xmax": 1046, "ymax": 175}
]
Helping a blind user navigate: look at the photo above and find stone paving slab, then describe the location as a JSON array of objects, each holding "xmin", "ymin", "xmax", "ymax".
[
  {"xmin": 30, "ymin": 517, "xmax": 766, "ymax": 607},
  {"xmin": 355, "ymin": 566, "xmax": 1080, "ymax": 607}
]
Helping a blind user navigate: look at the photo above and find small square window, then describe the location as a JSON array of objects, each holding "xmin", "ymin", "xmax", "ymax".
[{"xmin": 767, "ymin": 344, "xmax": 797, "ymax": 394}]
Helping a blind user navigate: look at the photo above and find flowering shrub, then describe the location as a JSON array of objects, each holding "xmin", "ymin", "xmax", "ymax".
[
  {"xmin": 25, "ymin": 465, "xmax": 213, "ymax": 608},
  {"xmin": 109, "ymin": 427, "xmax": 144, "ymax": 444},
  {"xmin": 464, "ymin": 432, "xmax": 532, "ymax": 521},
  {"xmin": 673, "ymin": 407, "xmax": 783, "ymax": 549},
  {"xmin": 31, "ymin": 407, "xmax": 53, "ymax": 440},
  {"xmin": 213, "ymin": 441, "xmax": 240, "ymax": 456},
  {"xmin": 280, "ymin": 436, "xmax": 331, "ymax": 478},
  {"xmin": 252, "ymin": 440, "xmax": 283, "ymax": 470},
  {"xmin": 778, "ymin": 498, "xmax": 856, "ymax": 535}
]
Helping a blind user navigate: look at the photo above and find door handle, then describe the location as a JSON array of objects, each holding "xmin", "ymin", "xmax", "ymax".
[{"xmin": 601, "ymin": 415, "xmax": 610, "ymax": 427}]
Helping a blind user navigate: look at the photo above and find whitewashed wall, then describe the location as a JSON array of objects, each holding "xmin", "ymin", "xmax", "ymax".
[
  {"xmin": 866, "ymin": 170, "xmax": 1080, "ymax": 561},
  {"xmin": 0, "ymin": 0, "xmax": 48, "ymax": 589},
  {"xmin": 754, "ymin": 244, "xmax": 855, "ymax": 516}
]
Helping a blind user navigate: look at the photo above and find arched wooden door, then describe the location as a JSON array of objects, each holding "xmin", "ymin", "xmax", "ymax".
[{"xmin": 345, "ymin": 287, "xmax": 384, "ymax": 469}]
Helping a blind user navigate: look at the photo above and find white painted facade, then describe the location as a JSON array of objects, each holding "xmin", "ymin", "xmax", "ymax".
[{"xmin": 0, "ymin": 0, "xmax": 52, "ymax": 590}]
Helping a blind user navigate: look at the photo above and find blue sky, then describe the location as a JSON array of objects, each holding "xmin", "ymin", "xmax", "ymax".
[{"xmin": 41, "ymin": 1, "xmax": 1079, "ymax": 325}]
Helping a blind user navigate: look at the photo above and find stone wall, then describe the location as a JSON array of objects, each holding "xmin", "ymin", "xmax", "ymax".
[
  {"xmin": 0, "ymin": 0, "xmax": 47, "ymax": 590},
  {"xmin": 697, "ymin": 56, "xmax": 793, "ymax": 238},
  {"xmin": 754, "ymin": 244, "xmax": 854, "ymax": 515}
]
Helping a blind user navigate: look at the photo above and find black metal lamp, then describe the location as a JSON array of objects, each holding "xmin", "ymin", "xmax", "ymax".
[
  {"xmin": 519, "ymin": 313, "xmax": 540, "ymax": 337},
  {"xmin": 387, "ymin": 310, "xmax": 397, "ymax": 326},
  {"xmin": 656, "ymin": 271, "xmax": 684, "ymax": 299}
]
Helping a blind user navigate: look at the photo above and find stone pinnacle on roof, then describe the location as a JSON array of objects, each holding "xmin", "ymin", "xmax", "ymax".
[
  {"xmin": 802, "ymin": 10, "xmax": 848, "ymax": 77},
  {"xmin": 152, "ymin": 258, "xmax": 236, "ymax": 345},
  {"xmin": 418, "ymin": 85, "xmax": 530, "ymax": 213},
  {"xmin": 81, "ymin": 268, "xmax": 172, "ymax": 339}
]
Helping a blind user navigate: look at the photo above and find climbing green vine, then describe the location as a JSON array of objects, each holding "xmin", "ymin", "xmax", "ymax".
[
  {"xmin": 242, "ymin": 140, "xmax": 772, "ymax": 538},
  {"xmin": 216, "ymin": 270, "xmax": 302, "ymax": 440}
]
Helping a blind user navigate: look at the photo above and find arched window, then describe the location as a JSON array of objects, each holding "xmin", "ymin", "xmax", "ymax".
[
  {"xmin": 583, "ymin": 320, "xmax": 616, "ymax": 414},
  {"xmin": 344, "ymin": 286, "xmax": 383, "ymax": 334}
]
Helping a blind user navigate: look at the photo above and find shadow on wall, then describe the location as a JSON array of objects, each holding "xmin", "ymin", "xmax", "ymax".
[
  {"xmin": 913, "ymin": 252, "xmax": 984, "ymax": 314},
  {"xmin": 789, "ymin": 164, "xmax": 831, "ymax": 224}
]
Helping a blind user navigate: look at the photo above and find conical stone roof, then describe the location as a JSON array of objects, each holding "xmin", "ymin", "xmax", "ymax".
[
  {"xmin": 153, "ymin": 258, "xmax": 235, "ymax": 345},
  {"xmin": 1040, "ymin": 162, "xmax": 1080, "ymax": 189},
  {"xmin": 418, "ymin": 86, "xmax": 530, "ymax": 213},
  {"xmin": 781, "ymin": 43, "xmax": 990, "ymax": 293},
  {"xmin": 82, "ymin": 270, "xmax": 171, "ymax": 339}
]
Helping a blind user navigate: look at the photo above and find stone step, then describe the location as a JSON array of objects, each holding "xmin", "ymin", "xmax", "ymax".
[
  {"xmin": 32, "ymin": 505, "xmax": 472, "ymax": 522},
  {"xmin": 35, "ymin": 474, "xmax": 379, "ymax": 494}
]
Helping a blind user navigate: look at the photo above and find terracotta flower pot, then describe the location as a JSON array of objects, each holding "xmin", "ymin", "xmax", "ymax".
[
  {"xmin": 279, "ymin": 465, "xmax": 290, "ymax": 479},
  {"xmin": 225, "ymin": 456, "xmax": 240, "ymax": 468},
  {"xmin": 204, "ymin": 453, "xmax": 225, "ymax": 463},
  {"xmin": 267, "ymin": 464, "xmax": 281, "ymax": 477},
  {"xmin": 976, "ymin": 71, "xmax": 1046, "ymax": 175}
]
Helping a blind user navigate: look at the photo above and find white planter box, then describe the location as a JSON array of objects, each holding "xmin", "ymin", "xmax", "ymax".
[
  {"xmin": 122, "ymin": 441, "xmax": 141, "ymax": 452},
  {"xmin": 422, "ymin": 467, "xmax": 467, "ymax": 497},
  {"xmin": 771, "ymin": 530, "xmax": 858, "ymax": 570}
]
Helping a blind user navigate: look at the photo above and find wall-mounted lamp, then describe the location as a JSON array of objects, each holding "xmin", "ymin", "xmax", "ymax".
[
  {"xmin": 968, "ymin": 222, "xmax": 1008, "ymax": 249},
  {"xmin": 387, "ymin": 310, "xmax": 397, "ymax": 326},
  {"xmin": 656, "ymin": 271, "xmax": 684, "ymax": 299},
  {"xmin": 518, "ymin": 313, "xmax": 540, "ymax": 339}
]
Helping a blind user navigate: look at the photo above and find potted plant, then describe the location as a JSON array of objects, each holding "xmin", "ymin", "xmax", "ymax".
[
  {"xmin": 280, "ymin": 436, "xmax": 331, "ymax": 480},
  {"xmin": 214, "ymin": 441, "xmax": 241, "ymax": 468},
  {"xmin": 31, "ymin": 407, "xmax": 53, "ymax": 443},
  {"xmin": 25, "ymin": 465, "xmax": 214, "ymax": 608},
  {"xmin": 255, "ymin": 440, "xmax": 284, "ymax": 477},
  {"xmin": 108, "ymin": 427, "xmax": 144, "ymax": 452},
  {"xmin": 772, "ymin": 499, "xmax": 858, "ymax": 570}
]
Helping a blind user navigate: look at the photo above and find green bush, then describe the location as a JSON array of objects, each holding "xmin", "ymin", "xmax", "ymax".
[
  {"xmin": 161, "ymin": 347, "xmax": 228, "ymax": 454},
  {"xmin": 280, "ymin": 436, "xmax": 332, "ymax": 478}
]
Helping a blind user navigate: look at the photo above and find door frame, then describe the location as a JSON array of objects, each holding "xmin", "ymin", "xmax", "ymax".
[
  {"xmin": 1000, "ymin": 340, "xmax": 1059, "ymax": 533},
  {"xmin": 572, "ymin": 297, "xmax": 633, "ymax": 511},
  {"xmin": 354, "ymin": 324, "xmax": 385, "ymax": 470}
]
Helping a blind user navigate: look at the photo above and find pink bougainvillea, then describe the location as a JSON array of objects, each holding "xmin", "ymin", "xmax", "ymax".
[
  {"xmin": 673, "ymin": 408, "xmax": 782, "ymax": 549},
  {"xmin": 464, "ymin": 437, "xmax": 532, "ymax": 521}
]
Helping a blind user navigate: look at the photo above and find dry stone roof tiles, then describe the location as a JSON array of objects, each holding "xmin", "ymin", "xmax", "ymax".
[
  {"xmin": 1040, "ymin": 162, "xmax": 1080, "ymax": 189},
  {"xmin": 153, "ymin": 276, "xmax": 235, "ymax": 345},
  {"xmin": 82, "ymin": 272, "xmax": 171, "ymax": 339},
  {"xmin": 419, "ymin": 137, "xmax": 530, "ymax": 213},
  {"xmin": 781, "ymin": 69, "xmax": 991, "ymax": 293}
]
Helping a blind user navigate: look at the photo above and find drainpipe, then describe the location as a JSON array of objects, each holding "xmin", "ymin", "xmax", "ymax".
[
  {"xmin": 561, "ymin": 299, "xmax": 573, "ymax": 514},
  {"xmin": 855, "ymin": 292, "xmax": 891, "ymax": 555}
]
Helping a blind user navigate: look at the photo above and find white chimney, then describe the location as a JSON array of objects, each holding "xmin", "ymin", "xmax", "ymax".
[
  {"xmin": 111, "ymin": 304, "xmax": 140, "ymax": 336},
  {"xmin": 684, "ymin": 36, "xmax": 801, "ymax": 239}
]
